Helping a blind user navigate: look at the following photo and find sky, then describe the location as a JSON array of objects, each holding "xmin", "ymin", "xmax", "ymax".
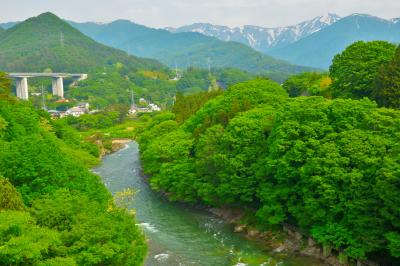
[{"xmin": 1, "ymin": 0, "xmax": 400, "ymax": 28}]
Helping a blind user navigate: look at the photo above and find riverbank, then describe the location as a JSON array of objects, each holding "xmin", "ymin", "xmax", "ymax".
[
  {"xmin": 208, "ymin": 207, "xmax": 378, "ymax": 266},
  {"xmin": 94, "ymin": 137, "xmax": 366, "ymax": 266},
  {"xmin": 96, "ymin": 142, "xmax": 327, "ymax": 266}
]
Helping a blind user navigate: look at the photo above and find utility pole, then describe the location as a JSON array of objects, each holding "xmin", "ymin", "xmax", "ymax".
[
  {"xmin": 60, "ymin": 32, "xmax": 64, "ymax": 48},
  {"xmin": 130, "ymin": 89, "xmax": 135, "ymax": 108},
  {"xmin": 41, "ymin": 84, "xmax": 47, "ymax": 110}
]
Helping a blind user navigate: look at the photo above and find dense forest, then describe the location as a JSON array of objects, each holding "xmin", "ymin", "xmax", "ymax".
[
  {"xmin": 0, "ymin": 72, "xmax": 147, "ymax": 265},
  {"xmin": 138, "ymin": 41, "xmax": 400, "ymax": 264}
]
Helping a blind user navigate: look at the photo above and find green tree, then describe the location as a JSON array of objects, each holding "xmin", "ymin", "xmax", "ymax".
[
  {"xmin": 330, "ymin": 41, "xmax": 396, "ymax": 99},
  {"xmin": 0, "ymin": 72, "xmax": 11, "ymax": 98},
  {"xmin": 283, "ymin": 72, "xmax": 331, "ymax": 97},
  {"xmin": 373, "ymin": 45, "xmax": 400, "ymax": 108},
  {"xmin": 0, "ymin": 177, "xmax": 25, "ymax": 211}
]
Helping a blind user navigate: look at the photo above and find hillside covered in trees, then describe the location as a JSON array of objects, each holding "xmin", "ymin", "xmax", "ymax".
[
  {"xmin": 0, "ymin": 12, "xmax": 272, "ymax": 110},
  {"xmin": 0, "ymin": 12, "xmax": 163, "ymax": 73},
  {"xmin": 138, "ymin": 41, "xmax": 400, "ymax": 265},
  {"xmin": 69, "ymin": 19, "xmax": 316, "ymax": 82},
  {"xmin": 0, "ymin": 72, "xmax": 147, "ymax": 265}
]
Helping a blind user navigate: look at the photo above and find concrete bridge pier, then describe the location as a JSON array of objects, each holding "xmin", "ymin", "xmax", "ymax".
[
  {"xmin": 52, "ymin": 77, "xmax": 64, "ymax": 98},
  {"xmin": 16, "ymin": 77, "xmax": 29, "ymax": 100}
]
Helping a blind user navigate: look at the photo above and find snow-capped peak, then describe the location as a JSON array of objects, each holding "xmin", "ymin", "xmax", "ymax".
[
  {"xmin": 166, "ymin": 14, "xmax": 342, "ymax": 53},
  {"xmin": 318, "ymin": 13, "xmax": 341, "ymax": 25}
]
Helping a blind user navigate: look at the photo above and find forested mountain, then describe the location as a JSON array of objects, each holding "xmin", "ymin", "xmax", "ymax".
[
  {"xmin": 4, "ymin": 13, "xmax": 400, "ymax": 70},
  {"xmin": 167, "ymin": 13, "xmax": 341, "ymax": 53},
  {"xmin": 0, "ymin": 12, "xmax": 164, "ymax": 72},
  {"xmin": 69, "ymin": 20, "xmax": 315, "ymax": 81},
  {"xmin": 270, "ymin": 14, "xmax": 400, "ymax": 68}
]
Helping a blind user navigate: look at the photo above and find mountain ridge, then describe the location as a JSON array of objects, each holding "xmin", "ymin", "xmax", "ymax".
[
  {"xmin": 269, "ymin": 13, "xmax": 400, "ymax": 68},
  {"xmin": 166, "ymin": 13, "xmax": 342, "ymax": 53},
  {"xmin": 0, "ymin": 12, "xmax": 164, "ymax": 73},
  {"xmin": 69, "ymin": 19, "xmax": 316, "ymax": 82}
]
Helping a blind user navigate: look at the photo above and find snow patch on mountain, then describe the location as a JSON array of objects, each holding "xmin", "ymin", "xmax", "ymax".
[{"xmin": 167, "ymin": 13, "xmax": 342, "ymax": 52}]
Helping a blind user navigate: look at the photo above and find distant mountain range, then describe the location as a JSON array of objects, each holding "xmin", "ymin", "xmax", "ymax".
[
  {"xmin": 270, "ymin": 14, "xmax": 400, "ymax": 68},
  {"xmin": 68, "ymin": 20, "xmax": 314, "ymax": 81},
  {"xmin": 0, "ymin": 13, "xmax": 163, "ymax": 73},
  {"xmin": 2, "ymin": 13, "xmax": 399, "ymax": 71},
  {"xmin": 167, "ymin": 13, "xmax": 341, "ymax": 53},
  {"xmin": 167, "ymin": 13, "xmax": 400, "ymax": 69}
]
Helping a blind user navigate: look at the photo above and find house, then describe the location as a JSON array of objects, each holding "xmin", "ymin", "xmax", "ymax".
[
  {"xmin": 148, "ymin": 103, "xmax": 161, "ymax": 111},
  {"xmin": 65, "ymin": 102, "xmax": 90, "ymax": 117},
  {"xmin": 48, "ymin": 110, "xmax": 66, "ymax": 119},
  {"xmin": 129, "ymin": 106, "xmax": 137, "ymax": 114},
  {"xmin": 76, "ymin": 102, "xmax": 90, "ymax": 112},
  {"xmin": 65, "ymin": 106, "xmax": 86, "ymax": 117}
]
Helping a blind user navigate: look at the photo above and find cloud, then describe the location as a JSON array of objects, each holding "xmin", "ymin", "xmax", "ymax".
[{"xmin": 1, "ymin": 0, "xmax": 399, "ymax": 28}]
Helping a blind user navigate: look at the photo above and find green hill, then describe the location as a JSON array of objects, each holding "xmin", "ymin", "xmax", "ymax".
[
  {"xmin": 0, "ymin": 13, "xmax": 164, "ymax": 73},
  {"xmin": 70, "ymin": 20, "xmax": 317, "ymax": 81}
]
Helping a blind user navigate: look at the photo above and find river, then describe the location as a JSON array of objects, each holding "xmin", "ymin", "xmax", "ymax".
[{"xmin": 94, "ymin": 142, "xmax": 325, "ymax": 266}]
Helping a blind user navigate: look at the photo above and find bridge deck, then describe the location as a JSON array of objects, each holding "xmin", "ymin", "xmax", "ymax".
[{"xmin": 9, "ymin": 73, "xmax": 86, "ymax": 78}]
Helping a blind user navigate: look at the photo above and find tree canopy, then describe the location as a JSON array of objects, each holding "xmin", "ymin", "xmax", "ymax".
[
  {"xmin": 330, "ymin": 41, "xmax": 396, "ymax": 99},
  {"xmin": 138, "ymin": 77, "xmax": 400, "ymax": 264},
  {"xmin": 373, "ymin": 45, "xmax": 400, "ymax": 109},
  {"xmin": 0, "ymin": 73, "xmax": 146, "ymax": 265}
]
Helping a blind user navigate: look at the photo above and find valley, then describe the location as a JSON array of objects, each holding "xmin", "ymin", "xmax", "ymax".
[{"xmin": 0, "ymin": 4, "xmax": 400, "ymax": 266}]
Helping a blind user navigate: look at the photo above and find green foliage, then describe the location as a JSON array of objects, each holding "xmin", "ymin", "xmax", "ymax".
[
  {"xmin": 373, "ymin": 45, "xmax": 400, "ymax": 109},
  {"xmin": 330, "ymin": 41, "xmax": 396, "ymax": 99},
  {"xmin": 0, "ymin": 73, "xmax": 146, "ymax": 265},
  {"xmin": 386, "ymin": 232, "xmax": 400, "ymax": 258},
  {"xmin": 0, "ymin": 211, "xmax": 61, "ymax": 265},
  {"xmin": 283, "ymin": 72, "xmax": 331, "ymax": 97},
  {"xmin": 30, "ymin": 190, "xmax": 147, "ymax": 265},
  {"xmin": 0, "ymin": 72, "xmax": 11, "ymax": 97},
  {"xmin": 257, "ymin": 97, "xmax": 400, "ymax": 259},
  {"xmin": 172, "ymin": 90, "xmax": 223, "ymax": 124},
  {"xmin": 0, "ymin": 178, "xmax": 24, "ymax": 211},
  {"xmin": 183, "ymin": 79, "xmax": 287, "ymax": 136},
  {"xmin": 139, "ymin": 79, "xmax": 288, "ymax": 205},
  {"xmin": 139, "ymin": 77, "xmax": 400, "ymax": 264}
]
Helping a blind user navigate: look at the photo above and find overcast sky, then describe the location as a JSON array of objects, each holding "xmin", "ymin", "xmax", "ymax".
[{"xmin": 1, "ymin": 0, "xmax": 400, "ymax": 28}]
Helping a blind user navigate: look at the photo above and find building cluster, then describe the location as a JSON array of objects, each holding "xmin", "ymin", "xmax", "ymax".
[
  {"xmin": 48, "ymin": 102, "xmax": 90, "ymax": 119},
  {"xmin": 129, "ymin": 98, "xmax": 161, "ymax": 114}
]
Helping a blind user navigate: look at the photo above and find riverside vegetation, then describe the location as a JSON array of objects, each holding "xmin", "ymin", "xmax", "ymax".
[
  {"xmin": 1, "ymin": 11, "xmax": 400, "ymax": 265},
  {"xmin": 0, "ymin": 72, "xmax": 147, "ymax": 265},
  {"xmin": 138, "ymin": 41, "xmax": 400, "ymax": 265}
]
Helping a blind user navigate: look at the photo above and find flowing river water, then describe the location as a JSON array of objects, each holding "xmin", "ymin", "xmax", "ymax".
[{"xmin": 94, "ymin": 142, "xmax": 326, "ymax": 266}]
